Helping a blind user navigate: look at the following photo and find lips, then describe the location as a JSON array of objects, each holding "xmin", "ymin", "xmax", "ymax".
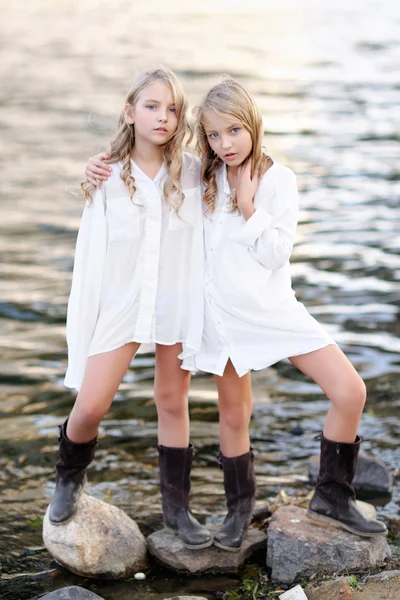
[
  {"xmin": 224, "ymin": 153, "xmax": 236, "ymax": 159},
  {"xmin": 155, "ymin": 127, "xmax": 169, "ymax": 133}
]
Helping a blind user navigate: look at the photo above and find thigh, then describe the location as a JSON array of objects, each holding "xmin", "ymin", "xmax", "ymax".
[
  {"xmin": 289, "ymin": 344, "xmax": 362, "ymax": 399},
  {"xmin": 214, "ymin": 360, "xmax": 253, "ymax": 406},
  {"xmin": 77, "ymin": 342, "xmax": 140, "ymax": 407},
  {"xmin": 154, "ymin": 343, "xmax": 191, "ymax": 397}
]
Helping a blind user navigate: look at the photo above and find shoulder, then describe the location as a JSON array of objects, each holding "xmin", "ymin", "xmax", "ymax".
[
  {"xmin": 261, "ymin": 161, "xmax": 297, "ymax": 186},
  {"xmin": 258, "ymin": 162, "xmax": 298, "ymax": 199},
  {"xmin": 103, "ymin": 161, "xmax": 131, "ymax": 198}
]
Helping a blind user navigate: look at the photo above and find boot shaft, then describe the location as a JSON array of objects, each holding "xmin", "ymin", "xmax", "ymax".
[
  {"xmin": 157, "ymin": 444, "xmax": 194, "ymax": 514},
  {"xmin": 315, "ymin": 433, "xmax": 360, "ymax": 499},
  {"xmin": 56, "ymin": 420, "xmax": 97, "ymax": 480},
  {"xmin": 218, "ymin": 449, "xmax": 256, "ymax": 514}
]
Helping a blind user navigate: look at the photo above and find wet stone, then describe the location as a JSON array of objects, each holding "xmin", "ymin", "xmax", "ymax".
[
  {"xmin": 39, "ymin": 587, "xmax": 105, "ymax": 600},
  {"xmin": 162, "ymin": 597, "xmax": 208, "ymax": 600},
  {"xmin": 308, "ymin": 453, "xmax": 393, "ymax": 495},
  {"xmin": 266, "ymin": 505, "xmax": 391, "ymax": 584},
  {"xmin": 147, "ymin": 527, "xmax": 267, "ymax": 574},
  {"xmin": 43, "ymin": 493, "xmax": 147, "ymax": 579}
]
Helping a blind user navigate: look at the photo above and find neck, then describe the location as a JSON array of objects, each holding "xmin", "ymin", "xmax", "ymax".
[{"xmin": 131, "ymin": 137, "xmax": 164, "ymax": 165}]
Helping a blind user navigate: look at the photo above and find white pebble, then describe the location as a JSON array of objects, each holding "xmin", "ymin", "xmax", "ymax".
[{"xmin": 134, "ymin": 572, "xmax": 146, "ymax": 580}]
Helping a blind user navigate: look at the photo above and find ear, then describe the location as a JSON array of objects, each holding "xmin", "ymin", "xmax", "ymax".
[{"xmin": 124, "ymin": 103, "xmax": 135, "ymax": 125}]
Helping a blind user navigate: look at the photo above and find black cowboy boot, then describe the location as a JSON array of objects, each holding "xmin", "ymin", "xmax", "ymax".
[
  {"xmin": 307, "ymin": 433, "xmax": 387, "ymax": 537},
  {"xmin": 158, "ymin": 444, "xmax": 213, "ymax": 550},
  {"xmin": 49, "ymin": 420, "xmax": 97, "ymax": 525},
  {"xmin": 213, "ymin": 448, "xmax": 256, "ymax": 552}
]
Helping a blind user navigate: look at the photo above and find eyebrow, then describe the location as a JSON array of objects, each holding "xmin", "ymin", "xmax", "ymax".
[
  {"xmin": 143, "ymin": 99, "xmax": 176, "ymax": 106},
  {"xmin": 205, "ymin": 123, "xmax": 242, "ymax": 133}
]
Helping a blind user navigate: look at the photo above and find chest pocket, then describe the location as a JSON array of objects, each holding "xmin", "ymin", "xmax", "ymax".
[
  {"xmin": 106, "ymin": 196, "xmax": 142, "ymax": 242},
  {"xmin": 168, "ymin": 188, "xmax": 200, "ymax": 231}
]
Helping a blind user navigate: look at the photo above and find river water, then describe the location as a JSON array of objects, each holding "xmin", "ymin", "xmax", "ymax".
[{"xmin": 1, "ymin": 1, "xmax": 399, "ymax": 599}]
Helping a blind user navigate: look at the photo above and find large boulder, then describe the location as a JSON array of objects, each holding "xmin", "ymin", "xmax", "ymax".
[
  {"xmin": 267, "ymin": 505, "xmax": 391, "ymax": 584},
  {"xmin": 43, "ymin": 493, "xmax": 147, "ymax": 579},
  {"xmin": 147, "ymin": 527, "xmax": 266, "ymax": 573}
]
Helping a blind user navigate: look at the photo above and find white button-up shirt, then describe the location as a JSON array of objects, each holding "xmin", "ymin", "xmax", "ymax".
[
  {"xmin": 64, "ymin": 153, "xmax": 204, "ymax": 390},
  {"xmin": 195, "ymin": 161, "xmax": 335, "ymax": 376}
]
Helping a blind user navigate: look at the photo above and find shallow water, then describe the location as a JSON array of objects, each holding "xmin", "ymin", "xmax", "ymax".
[{"xmin": 1, "ymin": 1, "xmax": 400, "ymax": 599}]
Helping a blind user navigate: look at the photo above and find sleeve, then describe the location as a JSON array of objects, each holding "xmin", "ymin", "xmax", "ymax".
[
  {"xmin": 229, "ymin": 167, "xmax": 299, "ymax": 270},
  {"xmin": 64, "ymin": 187, "xmax": 108, "ymax": 390}
]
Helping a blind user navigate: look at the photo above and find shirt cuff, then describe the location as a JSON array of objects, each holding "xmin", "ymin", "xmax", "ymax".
[{"xmin": 230, "ymin": 207, "xmax": 272, "ymax": 246}]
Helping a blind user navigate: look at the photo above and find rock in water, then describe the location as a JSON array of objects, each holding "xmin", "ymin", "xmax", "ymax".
[
  {"xmin": 162, "ymin": 597, "xmax": 208, "ymax": 600},
  {"xmin": 39, "ymin": 587, "xmax": 104, "ymax": 599},
  {"xmin": 148, "ymin": 527, "xmax": 266, "ymax": 573},
  {"xmin": 43, "ymin": 493, "xmax": 147, "ymax": 578},
  {"xmin": 267, "ymin": 505, "xmax": 391, "ymax": 584}
]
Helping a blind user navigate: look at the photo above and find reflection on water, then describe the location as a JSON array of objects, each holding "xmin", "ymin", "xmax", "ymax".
[{"xmin": 1, "ymin": 1, "xmax": 399, "ymax": 599}]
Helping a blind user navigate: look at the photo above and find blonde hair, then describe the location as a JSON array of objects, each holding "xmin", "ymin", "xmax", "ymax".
[
  {"xmin": 82, "ymin": 67, "xmax": 189, "ymax": 212},
  {"xmin": 194, "ymin": 77, "xmax": 272, "ymax": 213}
]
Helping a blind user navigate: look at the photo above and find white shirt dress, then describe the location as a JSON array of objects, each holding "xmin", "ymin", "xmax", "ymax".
[
  {"xmin": 64, "ymin": 153, "xmax": 204, "ymax": 391},
  {"xmin": 194, "ymin": 161, "xmax": 336, "ymax": 377}
]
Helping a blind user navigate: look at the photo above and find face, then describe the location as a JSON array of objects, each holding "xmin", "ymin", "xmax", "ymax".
[
  {"xmin": 203, "ymin": 111, "xmax": 253, "ymax": 168},
  {"xmin": 125, "ymin": 80, "xmax": 178, "ymax": 146}
]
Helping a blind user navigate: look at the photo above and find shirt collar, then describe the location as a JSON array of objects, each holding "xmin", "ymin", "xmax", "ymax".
[{"xmin": 131, "ymin": 158, "xmax": 167, "ymax": 185}]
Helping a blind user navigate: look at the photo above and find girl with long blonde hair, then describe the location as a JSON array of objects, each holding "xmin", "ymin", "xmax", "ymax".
[
  {"xmin": 191, "ymin": 77, "xmax": 386, "ymax": 550},
  {"xmin": 49, "ymin": 67, "xmax": 212, "ymax": 550}
]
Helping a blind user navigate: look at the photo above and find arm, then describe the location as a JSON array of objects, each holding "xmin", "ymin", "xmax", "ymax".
[
  {"xmin": 231, "ymin": 167, "xmax": 299, "ymax": 270},
  {"xmin": 85, "ymin": 152, "xmax": 112, "ymax": 187},
  {"xmin": 64, "ymin": 187, "xmax": 108, "ymax": 389}
]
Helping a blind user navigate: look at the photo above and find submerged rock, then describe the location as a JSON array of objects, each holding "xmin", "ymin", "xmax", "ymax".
[
  {"xmin": 308, "ymin": 453, "xmax": 392, "ymax": 495},
  {"xmin": 162, "ymin": 597, "xmax": 208, "ymax": 600},
  {"xmin": 147, "ymin": 527, "xmax": 266, "ymax": 573},
  {"xmin": 267, "ymin": 505, "xmax": 391, "ymax": 584},
  {"xmin": 39, "ymin": 587, "xmax": 105, "ymax": 600},
  {"xmin": 43, "ymin": 493, "xmax": 147, "ymax": 579}
]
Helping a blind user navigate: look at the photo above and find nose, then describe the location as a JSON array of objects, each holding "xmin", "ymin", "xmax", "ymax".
[
  {"xmin": 221, "ymin": 136, "xmax": 232, "ymax": 149},
  {"xmin": 158, "ymin": 111, "xmax": 168, "ymax": 122}
]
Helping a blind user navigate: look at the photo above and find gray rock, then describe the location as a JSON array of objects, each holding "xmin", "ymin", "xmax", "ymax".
[
  {"xmin": 147, "ymin": 527, "xmax": 266, "ymax": 573},
  {"xmin": 308, "ymin": 453, "xmax": 392, "ymax": 494},
  {"xmin": 266, "ymin": 505, "xmax": 391, "ymax": 584},
  {"xmin": 162, "ymin": 597, "xmax": 208, "ymax": 600},
  {"xmin": 43, "ymin": 493, "xmax": 147, "ymax": 579},
  {"xmin": 39, "ymin": 587, "xmax": 104, "ymax": 600}
]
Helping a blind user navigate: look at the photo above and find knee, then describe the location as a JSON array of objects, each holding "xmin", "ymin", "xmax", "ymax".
[
  {"xmin": 155, "ymin": 388, "xmax": 188, "ymax": 420},
  {"xmin": 334, "ymin": 374, "xmax": 366, "ymax": 414},
  {"xmin": 220, "ymin": 401, "xmax": 251, "ymax": 431},
  {"xmin": 75, "ymin": 403, "xmax": 107, "ymax": 428}
]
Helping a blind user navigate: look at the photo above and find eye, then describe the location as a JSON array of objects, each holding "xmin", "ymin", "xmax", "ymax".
[
  {"xmin": 146, "ymin": 105, "xmax": 156, "ymax": 110},
  {"xmin": 231, "ymin": 127, "xmax": 240, "ymax": 133},
  {"xmin": 169, "ymin": 107, "xmax": 176, "ymax": 113},
  {"xmin": 208, "ymin": 133, "xmax": 218, "ymax": 139}
]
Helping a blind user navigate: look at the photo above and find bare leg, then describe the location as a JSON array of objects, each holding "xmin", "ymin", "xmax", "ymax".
[
  {"xmin": 154, "ymin": 343, "xmax": 191, "ymax": 447},
  {"xmin": 215, "ymin": 360, "xmax": 253, "ymax": 457},
  {"xmin": 289, "ymin": 344, "xmax": 366, "ymax": 443},
  {"xmin": 67, "ymin": 342, "xmax": 141, "ymax": 443}
]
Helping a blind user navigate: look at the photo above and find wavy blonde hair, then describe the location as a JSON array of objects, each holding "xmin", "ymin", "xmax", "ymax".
[
  {"xmin": 82, "ymin": 67, "xmax": 189, "ymax": 212},
  {"xmin": 194, "ymin": 77, "xmax": 272, "ymax": 213}
]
